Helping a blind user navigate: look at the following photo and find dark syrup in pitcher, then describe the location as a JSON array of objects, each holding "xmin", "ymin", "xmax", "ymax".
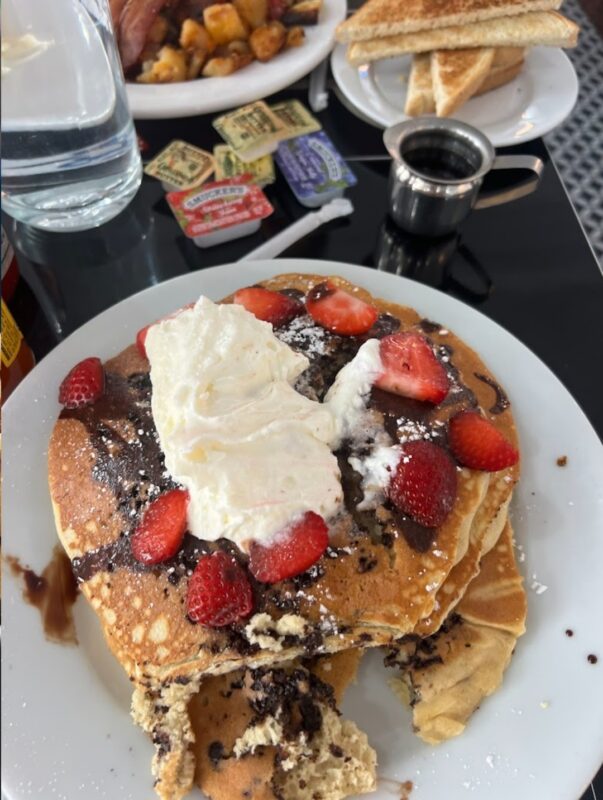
[{"xmin": 404, "ymin": 147, "xmax": 476, "ymax": 182}]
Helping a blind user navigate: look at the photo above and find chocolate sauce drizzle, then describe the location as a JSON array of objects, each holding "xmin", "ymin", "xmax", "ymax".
[
  {"xmin": 64, "ymin": 304, "xmax": 479, "ymax": 603},
  {"xmin": 473, "ymin": 372, "xmax": 510, "ymax": 414}
]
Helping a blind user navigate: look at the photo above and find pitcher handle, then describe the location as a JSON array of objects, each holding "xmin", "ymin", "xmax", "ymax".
[{"xmin": 474, "ymin": 155, "xmax": 544, "ymax": 210}]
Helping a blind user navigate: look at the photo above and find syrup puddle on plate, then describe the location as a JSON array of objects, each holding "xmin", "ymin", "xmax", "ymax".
[{"xmin": 5, "ymin": 544, "xmax": 79, "ymax": 645}]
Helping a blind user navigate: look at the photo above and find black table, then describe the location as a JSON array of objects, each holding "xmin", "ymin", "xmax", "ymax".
[{"xmin": 4, "ymin": 83, "xmax": 603, "ymax": 800}]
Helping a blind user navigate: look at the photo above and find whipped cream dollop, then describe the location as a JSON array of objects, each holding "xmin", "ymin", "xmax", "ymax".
[
  {"xmin": 146, "ymin": 296, "xmax": 341, "ymax": 550},
  {"xmin": 325, "ymin": 339, "xmax": 401, "ymax": 508}
]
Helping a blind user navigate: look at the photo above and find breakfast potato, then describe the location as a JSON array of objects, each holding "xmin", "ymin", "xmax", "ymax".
[
  {"xmin": 137, "ymin": 45, "xmax": 187, "ymax": 83},
  {"xmin": 203, "ymin": 5, "xmax": 249, "ymax": 45},
  {"xmin": 179, "ymin": 19, "xmax": 216, "ymax": 54},
  {"xmin": 202, "ymin": 56, "xmax": 237, "ymax": 76},
  {"xmin": 249, "ymin": 20, "xmax": 286, "ymax": 61},
  {"xmin": 285, "ymin": 25, "xmax": 305, "ymax": 47},
  {"xmin": 282, "ymin": 0, "xmax": 322, "ymax": 25},
  {"xmin": 187, "ymin": 48, "xmax": 208, "ymax": 79},
  {"xmin": 233, "ymin": 0, "xmax": 268, "ymax": 29}
]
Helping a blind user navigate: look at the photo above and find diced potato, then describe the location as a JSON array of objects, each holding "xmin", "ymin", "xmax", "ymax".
[
  {"xmin": 147, "ymin": 15, "xmax": 169, "ymax": 44},
  {"xmin": 187, "ymin": 48, "xmax": 208, "ymax": 79},
  {"xmin": 227, "ymin": 39, "xmax": 251, "ymax": 56},
  {"xmin": 285, "ymin": 25, "xmax": 304, "ymax": 48},
  {"xmin": 282, "ymin": 0, "xmax": 321, "ymax": 26},
  {"xmin": 179, "ymin": 19, "xmax": 215, "ymax": 54},
  {"xmin": 248, "ymin": 21, "xmax": 286, "ymax": 62},
  {"xmin": 137, "ymin": 46, "xmax": 187, "ymax": 83},
  {"xmin": 233, "ymin": 0, "xmax": 268, "ymax": 29},
  {"xmin": 202, "ymin": 55, "xmax": 238, "ymax": 76},
  {"xmin": 203, "ymin": 5, "xmax": 248, "ymax": 45}
]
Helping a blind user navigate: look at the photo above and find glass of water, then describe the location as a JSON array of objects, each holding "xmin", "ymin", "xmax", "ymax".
[{"xmin": 1, "ymin": 0, "xmax": 142, "ymax": 231}]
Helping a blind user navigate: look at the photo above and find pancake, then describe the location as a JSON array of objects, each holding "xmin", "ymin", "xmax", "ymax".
[
  {"xmin": 48, "ymin": 273, "xmax": 519, "ymax": 798},
  {"xmin": 189, "ymin": 650, "xmax": 376, "ymax": 800},
  {"xmin": 385, "ymin": 521, "xmax": 527, "ymax": 743}
]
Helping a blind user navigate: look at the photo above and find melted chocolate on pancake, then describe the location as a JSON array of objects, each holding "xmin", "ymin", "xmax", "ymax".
[
  {"xmin": 65, "ymin": 296, "xmax": 480, "ymax": 625},
  {"xmin": 473, "ymin": 372, "xmax": 510, "ymax": 415}
]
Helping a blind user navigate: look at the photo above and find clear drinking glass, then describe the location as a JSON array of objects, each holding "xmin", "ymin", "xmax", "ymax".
[{"xmin": 1, "ymin": 0, "xmax": 142, "ymax": 231}]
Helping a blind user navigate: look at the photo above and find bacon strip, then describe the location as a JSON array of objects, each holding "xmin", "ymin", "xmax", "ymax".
[{"xmin": 118, "ymin": 0, "xmax": 169, "ymax": 70}]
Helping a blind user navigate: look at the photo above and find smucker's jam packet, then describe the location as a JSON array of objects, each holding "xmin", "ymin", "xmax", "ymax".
[
  {"xmin": 144, "ymin": 140, "xmax": 214, "ymax": 192},
  {"xmin": 275, "ymin": 131, "xmax": 357, "ymax": 208},
  {"xmin": 166, "ymin": 175, "xmax": 274, "ymax": 248}
]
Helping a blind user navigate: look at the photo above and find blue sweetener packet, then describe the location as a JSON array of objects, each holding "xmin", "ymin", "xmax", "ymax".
[{"xmin": 275, "ymin": 131, "xmax": 357, "ymax": 208}]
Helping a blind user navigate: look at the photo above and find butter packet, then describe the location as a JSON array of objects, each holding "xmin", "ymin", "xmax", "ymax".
[
  {"xmin": 213, "ymin": 145, "xmax": 276, "ymax": 188},
  {"xmin": 270, "ymin": 99, "xmax": 322, "ymax": 140},
  {"xmin": 144, "ymin": 140, "xmax": 214, "ymax": 192},
  {"xmin": 213, "ymin": 101, "xmax": 286, "ymax": 163},
  {"xmin": 275, "ymin": 131, "xmax": 357, "ymax": 208}
]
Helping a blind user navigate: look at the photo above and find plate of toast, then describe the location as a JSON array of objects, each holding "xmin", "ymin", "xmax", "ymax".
[
  {"xmin": 332, "ymin": 0, "xmax": 579, "ymax": 145},
  {"xmin": 3, "ymin": 260, "xmax": 603, "ymax": 800}
]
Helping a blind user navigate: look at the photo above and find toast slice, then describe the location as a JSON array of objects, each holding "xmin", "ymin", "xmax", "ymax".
[
  {"xmin": 491, "ymin": 45, "xmax": 526, "ymax": 67},
  {"xmin": 405, "ymin": 53, "xmax": 435, "ymax": 115},
  {"xmin": 476, "ymin": 57, "xmax": 524, "ymax": 94},
  {"xmin": 431, "ymin": 47, "xmax": 495, "ymax": 116},
  {"xmin": 336, "ymin": 0, "xmax": 561, "ymax": 43},
  {"xmin": 404, "ymin": 47, "xmax": 525, "ymax": 117},
  {"xmin": 347, "ymin": 11, "xmax": 579, "ymax": 64}
]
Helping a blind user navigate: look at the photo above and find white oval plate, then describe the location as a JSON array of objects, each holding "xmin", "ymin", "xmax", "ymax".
[
  {"xmin": 331, "ymin": 45, "xmax": 579, "ymax": 146},
  {"xmin": 126, "ymin": 0, "xmax": 345, "ymax": 119},
  {"xmin": 3, "ymin": 260, "xmax": 603, "ymax": 800}
]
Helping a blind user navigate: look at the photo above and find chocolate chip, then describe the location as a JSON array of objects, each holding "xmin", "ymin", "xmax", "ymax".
[{"xmin": 208, "ymin": 741, "xmax": 225, "ymax": 766}]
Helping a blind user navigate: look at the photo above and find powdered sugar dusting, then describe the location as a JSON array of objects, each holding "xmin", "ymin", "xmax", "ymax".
[{"xmin": 275, "ymin": 314, "xmax": 329, "ymax": 359}]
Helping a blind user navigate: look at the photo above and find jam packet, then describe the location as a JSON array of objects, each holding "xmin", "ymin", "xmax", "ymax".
[
  {"xmin": 213, "ymin": 145, "xmax": 276, "ymax": 187},
  {"xmin": 275, "ymin": 131, "xmax": 357, "ymax": 208},
  {"xmin": 270, "ymin": 99, "xmax": 321, "ymax": 139},
  {"xmin": 212, "ymin": 101, "xmax": 287, "ymax": 163},
  {"xmin": 144, "ymin": 140, "xmax": 214, "ymax": 192},
  {"xmin": 166, "ymin": 176, "xmax": 274, "ymax": 248}
]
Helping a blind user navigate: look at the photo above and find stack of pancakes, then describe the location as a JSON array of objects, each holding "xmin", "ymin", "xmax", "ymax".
[{"xmin": 48, "ymin": 274, "xmax": 526, "ymax": 800}]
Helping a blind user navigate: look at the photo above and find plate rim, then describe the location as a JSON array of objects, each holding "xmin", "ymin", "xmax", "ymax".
[
  {"xmin": 330, "ymin": 44, "xmax": 579, "ymax": 147},
  {"xmin": 3, "ymin": 258, "xmax": 603, "ymax": 800},
  {"xmin": 126, "ymin": 0, "xmax": 346, "ymax": 120}
]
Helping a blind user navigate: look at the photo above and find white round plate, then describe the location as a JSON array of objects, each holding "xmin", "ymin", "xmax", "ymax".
[
  {"xmin": 3, "ymin": 260, "xmax": 603, "ymax": 800},
  {"xmin": 126, "ymin": 0, "xmax": 346, "ymax": 119},
  {"xmin": 331, "ymin": 45, "xmax": 579, "ymax": 146}
]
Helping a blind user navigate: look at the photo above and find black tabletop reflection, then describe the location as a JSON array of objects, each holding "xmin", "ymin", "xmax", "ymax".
[{"xmin": 3, "ymin": 82, "xmax": 603, "ymax": 799}]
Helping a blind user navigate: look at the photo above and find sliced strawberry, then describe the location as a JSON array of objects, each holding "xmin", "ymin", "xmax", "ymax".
[
  {"xmin": 305, "ymin": 281, "xmax": 379, "ymax": 336},
  {"xmin": 375, "ymin": 332, "xmax": 449, "ymax": 404},
  {"xmin": 131, "ymin": 488, "xmax": 189, "ymax": 565},
  {"xmin": 135, "ymin": 302, "xmax": 195, "ymax": 359},
  {"xmin": 388, "ymin": 440, "xmax": 457, "ymax": 527},
  {"xmin": 136, "ymin": 325, "xmax": 151, "ymax": 359},
  {"xmin": 187, "ymin": 551, "xmax": 254, "ymax": 626},
  {"xmin": 248, "ymin": 511, "xmax": 329, "ymax": 584},
  {"xmin": 233, "ymin": 287, "xmax": 303, "ymax": 328},
  {"xmin": 58, "ymin": 357, "xmax": 105, "ymax": 409},
  {"xmin": 449, "ymin": 410, "xmax": 519, "ymax": 472}
]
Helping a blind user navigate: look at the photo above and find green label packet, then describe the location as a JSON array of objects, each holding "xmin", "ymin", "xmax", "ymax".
[{"xmin": 213, "ymin": 145, "xmax": 276, "ymax": 187}]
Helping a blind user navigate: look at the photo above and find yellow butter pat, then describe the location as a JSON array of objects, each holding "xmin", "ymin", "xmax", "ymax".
[
  {"xmin": 144, "ymin": 140, "xmax": 215, "ymax": 191},
  {"xmin": 213, "ymin": 145, "xmax": 275, "ymax": 187},
  {"xmin": 270, "ymin": 99, "xmax": 322, "ymax": 139},
  {"xmin": 213, "ymin": 101, "xmax": 287, "ymax": 163}
]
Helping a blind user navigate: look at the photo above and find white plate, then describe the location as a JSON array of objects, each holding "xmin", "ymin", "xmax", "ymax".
[
  {"xmin": 3, "ymin": 260, "xmax": 603, "ymax": 800},
  {"xmin": 331, "ymin": 46, "xmax": 579, "ymax": 146},
  {"xmin": 126, "ymin": 0, "xmax": 346, "ymax": 119}
]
